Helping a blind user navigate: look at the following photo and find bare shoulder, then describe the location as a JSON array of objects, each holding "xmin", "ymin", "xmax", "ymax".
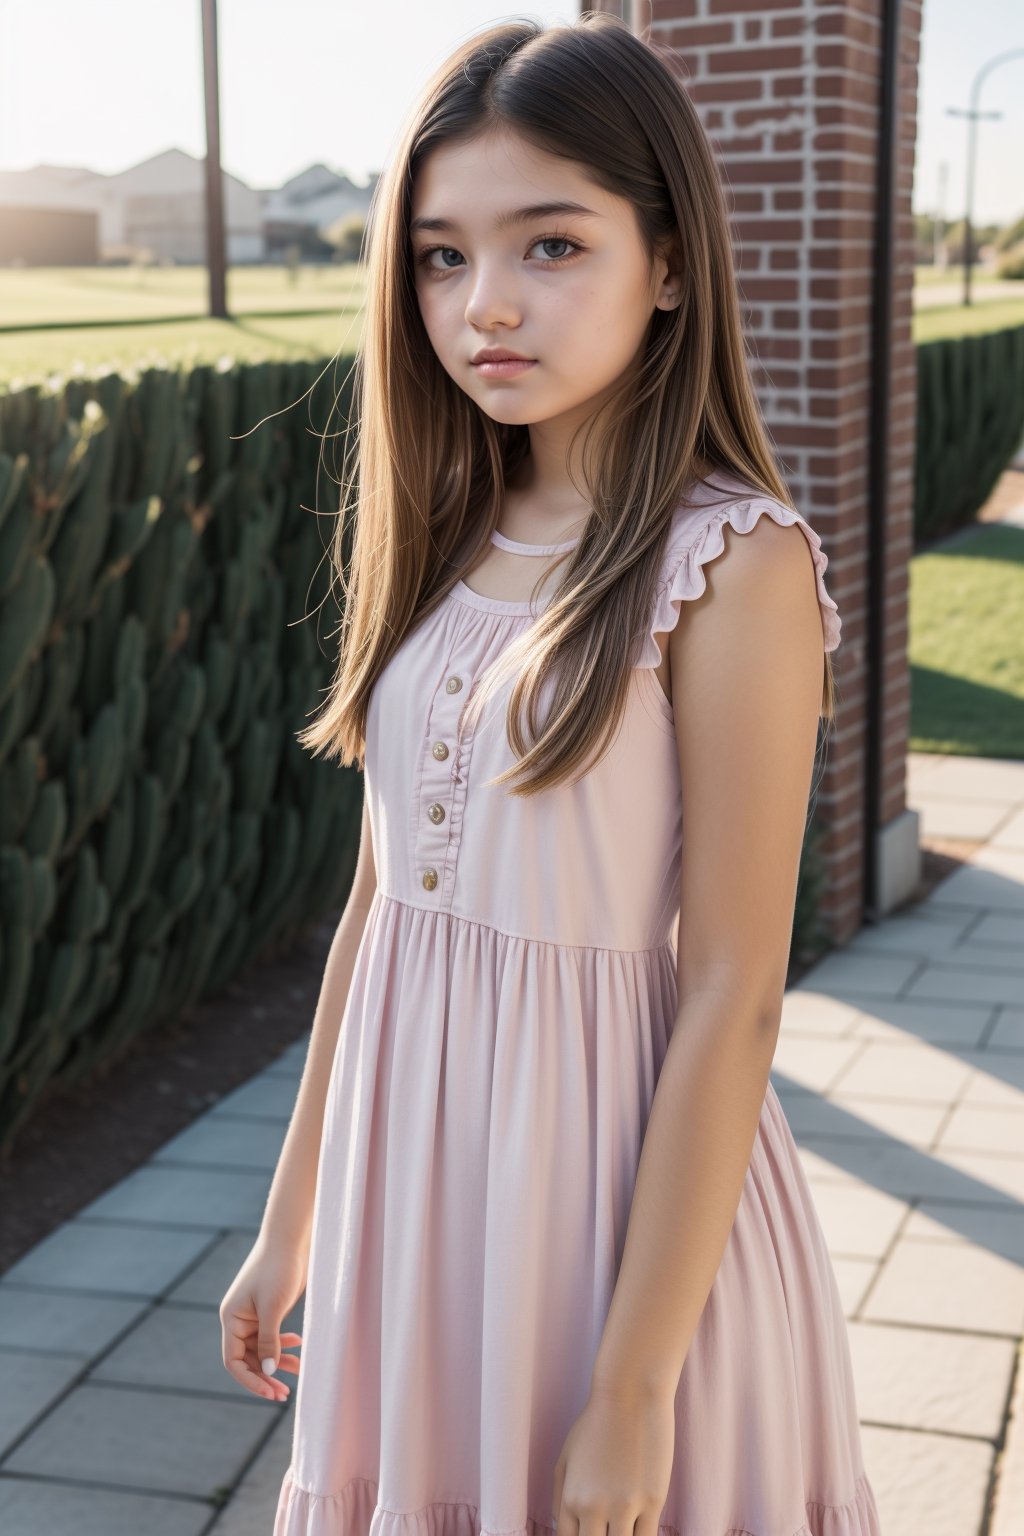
[{"xmin": 668, "ymin": 504, "xmax": 826, "ymax": 670}]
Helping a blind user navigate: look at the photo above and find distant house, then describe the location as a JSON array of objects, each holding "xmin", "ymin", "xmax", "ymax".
[
  {"xmin": 0, "ymin": 202, "xmax": 99, "ymax": 265},
  {"xmin": 0, "ymin": 148, "xmax": 263, "ymax": 264},
  {"xmin": 0, "ymin": 149, "xmax": 377, "ymax": 267},
  {"xmin": 105, "ymin": 148, "xmax": 264, "ymax": 263},
  {"xmin": 0, "ymin": 163, "xmax": 105, "ymax": 264},
  {"xmin": 259, "ymin": 163, "xmax": 379, "ymax": 261}
]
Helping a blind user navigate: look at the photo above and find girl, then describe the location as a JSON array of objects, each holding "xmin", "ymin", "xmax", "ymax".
[{"xmin": 220, "ymin": 15, "xmax": 881, "ymax": 1536}]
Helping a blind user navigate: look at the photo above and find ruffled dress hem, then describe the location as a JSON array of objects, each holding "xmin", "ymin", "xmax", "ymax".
[{"xmin": 274, "ymin": 1466, "xmax": 880, "ymax": 1536}]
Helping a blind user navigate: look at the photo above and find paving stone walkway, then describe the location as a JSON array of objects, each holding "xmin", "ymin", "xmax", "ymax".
[{"xmin": 1, "ymin": 750, "xmax": 1023, "ymax": 1535}]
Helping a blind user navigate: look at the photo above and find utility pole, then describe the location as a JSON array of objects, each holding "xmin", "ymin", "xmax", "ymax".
[
  {"xmin": 947, "ymin": 47, "xmax": 1024, "ymax": 307},
  {"xmin": 933, "ymin": 161, "xmax": 948, "ymax": 270},
  {"xmin": 201, "ymin": 0, "xmax": 228, "ymax": 318}
]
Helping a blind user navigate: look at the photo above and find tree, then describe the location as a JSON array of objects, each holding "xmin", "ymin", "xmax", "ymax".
[{"xmin": 322, "ymin": 212, "xmax": 368, "ymax": 264}]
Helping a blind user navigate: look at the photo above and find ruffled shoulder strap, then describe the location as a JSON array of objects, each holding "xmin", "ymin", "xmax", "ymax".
[{"xmin": 632, "ymin": 472, "xmax": 842, "ymax": 670}]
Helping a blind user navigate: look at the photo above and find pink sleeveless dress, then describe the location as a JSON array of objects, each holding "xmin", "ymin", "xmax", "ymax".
[{"xmin": 273, "ymin": 469, "xmax": 881, "ymax": 1536}]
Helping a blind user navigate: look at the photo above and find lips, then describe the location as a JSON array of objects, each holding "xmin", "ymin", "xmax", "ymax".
[
  {"xmin": 472, "ymin": 349, "xmax": 535, "ymax": 364},
  {"xmin": 472, "ymin": 357, "xmax": 537, "ymax": 378}
]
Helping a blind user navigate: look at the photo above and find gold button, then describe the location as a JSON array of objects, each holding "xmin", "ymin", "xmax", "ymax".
[
  {"xmin": 422, "ymin": 867, "xmax": 438, "ymax": 890},
  {"xmin": 432, "ymin": 741, "xmax": 449, "ymax": 760},
  {"xmin": 446, "ymin": 676, "xmax": 463, "ymax": 694},
  {"xmin": 428, "ymin": 802, "xmax": 446, "ymax": 824}
]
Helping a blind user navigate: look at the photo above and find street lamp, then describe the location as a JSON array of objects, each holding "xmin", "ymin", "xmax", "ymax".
[{"xmin": 947, "ymin": 47, "xmax": 1024, "ymax": 307}]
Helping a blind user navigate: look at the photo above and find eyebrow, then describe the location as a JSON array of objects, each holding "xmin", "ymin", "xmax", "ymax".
[{"xmin": 409, "ymin": 200, "xmax": 601, "ymax": 236}]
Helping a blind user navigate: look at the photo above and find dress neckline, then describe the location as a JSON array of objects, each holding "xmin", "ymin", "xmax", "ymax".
[
  {"xmin": 448, "ymin": 468, "xmax": 743, "ymax": 618},
  {"xmin": 489, "ymin": 527, "xmax": 581, "ymax": 556},
  {"xmin": 449, "ymin": 526, "xmax": 580, "ymax": 613}
]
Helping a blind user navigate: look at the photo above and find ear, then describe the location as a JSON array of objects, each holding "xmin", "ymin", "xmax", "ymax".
[{"xmin": 653, "ymin": 234, "xmax": 684, "ymax": 311}]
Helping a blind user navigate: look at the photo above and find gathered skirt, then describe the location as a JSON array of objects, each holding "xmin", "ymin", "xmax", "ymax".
[{"xmin": 273, "ymin": 890, "xmax": 881, "ymax": 1536}]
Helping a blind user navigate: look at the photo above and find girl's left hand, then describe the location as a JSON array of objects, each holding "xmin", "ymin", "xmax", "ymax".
[{"xmin": 552, "ymin": 1378, "xmax": 676, "ymax": 1536}]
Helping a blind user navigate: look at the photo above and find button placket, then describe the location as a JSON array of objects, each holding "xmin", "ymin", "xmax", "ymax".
[
  {"xmin": 416, "ymin": 666, "xmax": 472, "ymax": 904},
  {"xmin": 437, "ymin": 734, "xmax": 470, "ymax": 908}
]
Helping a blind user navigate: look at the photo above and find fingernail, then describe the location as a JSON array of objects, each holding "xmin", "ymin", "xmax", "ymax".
[{"xmin": 262, "ymin": 1358, "xmax": 277, "ymax": 1375}]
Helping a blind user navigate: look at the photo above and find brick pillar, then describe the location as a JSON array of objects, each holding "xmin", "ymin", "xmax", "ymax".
[{"xmin": 630, "ymin": 0, "xmax": 924, "ymax": 941}]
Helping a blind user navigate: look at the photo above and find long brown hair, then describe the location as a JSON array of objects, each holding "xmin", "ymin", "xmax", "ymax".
[{"xmin": 298, "ymin": 13, "xmax": 838, "ymax": 795}]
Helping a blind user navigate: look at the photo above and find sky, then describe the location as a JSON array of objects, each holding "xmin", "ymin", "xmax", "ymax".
[{"xmin": 0, "ymin": 0, "xmax": 1021, "ymax": 225}]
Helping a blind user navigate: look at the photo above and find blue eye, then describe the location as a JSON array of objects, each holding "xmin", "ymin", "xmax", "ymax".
[
  {"xmin": 418, "ymin": 246, "xmax": 462, "ymax": 272},
  {"xmin": 415, "ymin": 232, "xmax": 584, "ymax": 275},
  {"xmin": 529, "ymin": 236, "xmax": 576, "ymax": 261}
]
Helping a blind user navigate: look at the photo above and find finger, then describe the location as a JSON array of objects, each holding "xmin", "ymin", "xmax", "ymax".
[
  {"xmin": 274, "ymin": 1332, "xmax": 303, "ymax": 1366},
  {"xmin": 554, "ymin": 1496, "xmax": 579, "ymax": 1536},
  {"xmin": 225, "ymin": 1356, "xmax": 286, "ymax": 1400},
  {"xmin": 634, "ymin": 1509, "xmax": 661, "ymax": 1536},
  {"xmin": 552, "ymin": 1456, "xmax": 565, "ymax": 1524},
  {"xmin": 222, "ymin": 1313, "xmax": 259, "ymax": 1376},
  {"xmin": 246, "ymin": 1347, "xmax": 301, "ymax": 1381},
  {"xmin": 257, "ymin": 1307, "xmax": 292, "ymax": 1374},
  {"xmin": 242, "ymin": 1346, "xmax": 294, "ymax": 1397},
  {"xmin": 222, "ymin": 1314, "xmax": 282, "ymax": 1400},
  {"xmin": 609, "ymin": 1511, "xmax": 640, "ymax": 1536},
  {"xmin": 271, "ymin": 1352, "xmax": 302, "ymax": 1376}
]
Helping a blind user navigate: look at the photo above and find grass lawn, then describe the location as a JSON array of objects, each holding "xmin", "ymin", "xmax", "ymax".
[
  {"xmin": 911, "ymin": 263, "xmax": 1015, "ymax": 288},
  {"xmin": 914, "ymin": 264, "xmax": 953, "ymax": 286},
  {"xmin": 0, "ymin": 262, "xmax": 366, "ymax": 327},
  {"xmin": 0, "ymin": 309, "xmax": 365, "ymax": 384},
  {"xmin": 0, "ymin": 264, "xmax": 367, "ymax": 385},
  {"xmin": 910, "ymin": 523, "xmax": 1024, "ymax": 759},
  {"xmin": 914, "ymin": 294, "xmax": 1024, "ymax": 342}
]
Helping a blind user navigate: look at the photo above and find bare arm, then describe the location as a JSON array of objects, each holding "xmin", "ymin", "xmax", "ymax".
[
  {"xmin": 590, "ymin": 516, "xmax": 827, "ymax": 1398},
  {"xmin": 257, "ymin": 783, "xmax": 378, "ymax": 1264}
]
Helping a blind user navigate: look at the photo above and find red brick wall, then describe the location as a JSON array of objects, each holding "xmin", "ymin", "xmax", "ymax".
[{"xmin": 637, "ymin": 0, "xmax": 923, "ymax": 941}]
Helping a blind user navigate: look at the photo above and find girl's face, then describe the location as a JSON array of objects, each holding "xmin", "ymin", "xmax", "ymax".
[{"xmin": 410, "ymin": 127, "xmax": 679, "ymax": 430}]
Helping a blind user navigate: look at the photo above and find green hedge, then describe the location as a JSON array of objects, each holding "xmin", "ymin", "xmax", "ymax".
[
  {"xmin": 915, "ymin": 322, "xmax": 1024, "ymax": 545},
  {"xmin": 0, "ymin": 358, "xmax": 364, "ymax": 1152}
]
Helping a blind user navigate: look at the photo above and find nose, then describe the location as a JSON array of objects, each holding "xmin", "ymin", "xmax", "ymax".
[{"xmin": 463, "ymin": 260, "xmax": 522, "ymax": 332}]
